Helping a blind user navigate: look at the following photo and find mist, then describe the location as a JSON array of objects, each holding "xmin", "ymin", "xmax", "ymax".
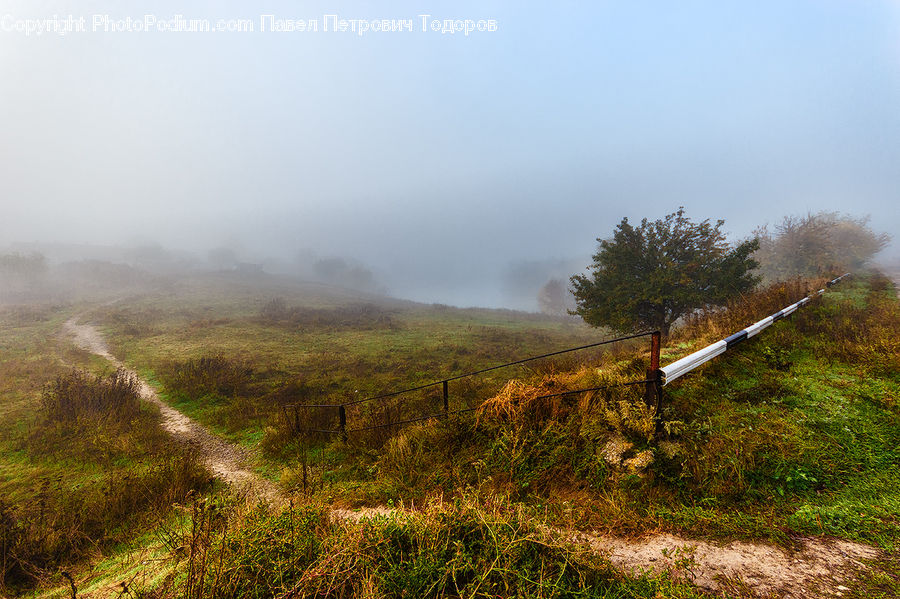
[{"xmin": 2, "ymin": 1, "xmax": 899, "ymax": 309}]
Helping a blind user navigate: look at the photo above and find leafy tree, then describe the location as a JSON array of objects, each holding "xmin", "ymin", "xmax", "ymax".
[
  {"xmin": 570, "ymin": 208, "xmax": 759, "ymax": 337},
  {"xmin": 753, "ymin": 212, "xmax": 890, "ymax": 282}
]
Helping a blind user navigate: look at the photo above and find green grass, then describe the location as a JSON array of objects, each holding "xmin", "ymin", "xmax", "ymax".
[
  {"xmin": 5, "ymin": 272, "xmax": 899, "ymax": 597},
  {"xmin": 0, "ymin": 279, "xmax": 618, "ymax": 596},
  {"xmin": 842, "ymin": 554, "xmax": 900, "ymax": 599},
  {"xmin": 626, "ymin": 277, "xmax": 900, "ymax": 547}
]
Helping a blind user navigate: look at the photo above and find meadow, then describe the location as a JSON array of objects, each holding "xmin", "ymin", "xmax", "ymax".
[{"xmin": 1, "ymin": 270, "xmax": 898, "ymax": 597}]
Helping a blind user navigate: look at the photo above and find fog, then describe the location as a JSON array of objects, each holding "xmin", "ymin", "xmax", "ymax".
[{"xmin": 2, "ymin": 1, "xmax": 899, "ymax": 309}]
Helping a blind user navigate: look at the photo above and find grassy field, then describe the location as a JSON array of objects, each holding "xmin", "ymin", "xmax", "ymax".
[
  {"xmin": 84, "ymin": 273, "xmax": 609, "ymax": 467},
  {"xmin": 2, "ymin": 271, "xmax": 898, "ymax": 597},
  {"xmin": 1, "ymin": 274, "xmax": 635, "ymax": 595}
]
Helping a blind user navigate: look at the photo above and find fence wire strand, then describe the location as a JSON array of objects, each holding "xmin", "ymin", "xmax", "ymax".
[
  {"xmin": 291, "ymin": 377, "xmax": 653, "ymax": 436},
  {"xmin": 338, "ymin": 330, "xmax": 655, "ymax": 408},
  {"xmin": 286, "ymin": 330, "xmax": 658, "ymax": 439}
]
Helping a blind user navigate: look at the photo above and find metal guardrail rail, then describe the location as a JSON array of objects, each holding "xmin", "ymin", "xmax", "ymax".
[{"xmin": 659, "ymin": 273, "xmax": 851, "ymax": 386}]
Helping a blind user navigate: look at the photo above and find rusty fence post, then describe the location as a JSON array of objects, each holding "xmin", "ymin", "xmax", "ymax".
[
  {"xmin": 644, "ymin": 331, "xmax": 660, "ymax": 405},
  {"xmin": 443, "ymin": 380, "xmax": 449, "ymax": 413},
  {"xmin": 644, "ymin": 331, "xmax": 661, "ymax": 408},
  {"xmin": 338, "ymin": 405, "xmax": 347, "ymax": 442},
  {"xmin": 644, "ymin": 331, "xmax": 664, "ymax": 436}
]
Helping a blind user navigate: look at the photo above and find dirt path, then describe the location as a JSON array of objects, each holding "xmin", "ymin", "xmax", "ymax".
[
  {"xmin": 63, "ymin": 316, "xmax": 281, "ymax": 504},
  {"xmin": 577, "ymin": 531, "xmax": 877, "ymax": 598},
  {"xmin": 334, "ymin": 509, "xmax": 880, "ymax": 599}
]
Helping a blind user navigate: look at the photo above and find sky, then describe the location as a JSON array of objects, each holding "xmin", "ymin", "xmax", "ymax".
[{"xmin": 1, "ymin": 1, "xmax": 899, "ymax": 307}]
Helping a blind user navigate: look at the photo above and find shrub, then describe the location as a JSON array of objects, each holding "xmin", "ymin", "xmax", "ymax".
[
  {"xmin": 169, "ymin": 355, "xmax": 254, "ymax": 398},
  {"xmin": 677, "ymin": 277, "xmax": 821, "ymax": 345},
  {"xmin": 571, "ymin": 208, "xmax": 759, "ymax": 337},
  {"xmin": 1, "ymin": 456, "xmax": 209, "ymax": 589},
  {"xmin": 259, "ymin": 297, "xmax": 289, "ymax": 321},
  {"xmin": 2, "ymin": 369, "xmax": 212, "ymax": 591},
  {"xmin": 478, "ymin": 356, "xmax": 653, "ymax": 444},
  {"xmin": 754, "ymin": 212, "xmax": 889, "ymax": 282},
  {"xmin": 376, "ymin": 421, "xmax": 468, "ymax": 495},
  {"xmin": 40, "ymin": 368, "xmax": 141, "ymax": 424}
]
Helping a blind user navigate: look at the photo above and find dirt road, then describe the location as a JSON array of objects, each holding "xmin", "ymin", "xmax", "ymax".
[{"xmin": 63, "ymin": 316, "xmax": 281, "ymax": 503}]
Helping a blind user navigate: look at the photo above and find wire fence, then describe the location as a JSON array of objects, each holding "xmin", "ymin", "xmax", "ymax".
[
  {"xmin": 281, "ymin": 273, "xmax": 852, "ymax": 446},
  {"xmin": 282, "ymin": 330, "xmax": 661, "ymax": 444}
]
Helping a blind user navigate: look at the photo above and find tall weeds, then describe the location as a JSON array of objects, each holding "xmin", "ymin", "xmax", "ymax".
[
  {"xmin": 678, "ymin": 277, "xmax": 825, "ymax": 344},
  {"xmin": 40, "ymin": 367, "xmax": 140, "ymax": 424},
  {"xmin": 258, "ymin": 299, "xmax": 398, "ymax": 331},
  {"xmin": 156, "ymin": 494, "xmax": 702, "ymax": 599},
  {"xmin": 796, "ymin": 272, "xmax": 900, "ymax": 379},
  {"xmin": 168, "ymin": 355, "xmax": 254, "ymax": 398}
]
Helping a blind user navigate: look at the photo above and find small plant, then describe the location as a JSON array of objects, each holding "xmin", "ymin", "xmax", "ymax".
[
  {"xmin": 760, "ymin": 344, "xmax": 791, "ymax": 371},
  {"xmin": 1, "ymin": 366, "xmax": 212, "ymax": 591}
]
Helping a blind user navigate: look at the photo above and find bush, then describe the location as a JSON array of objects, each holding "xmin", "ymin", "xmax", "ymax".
[
  {"xmin": 2, "ymin": 369, "xmax": 212, "ymax": 591},
  {"xmin": 754, "ymin": 212, "xmax": 890, "ymax": 282},
  {"xmin": 259, "ymin": 297, "xmax": 289, "ymax": 321},
  {"xmin": 40, "ymin": 368, "xmax": 141, "ymax": 424},
  {"xmin": 258, "ymin": 301, "xmax": 397, "ymax": 331},
  {"xmin": 571, "ymin": 208, "xmax": 759, "ymax": 337},
  {"xmin": 375, "ymin": 421, "xmax": 472, "ymax": 496},
  {"xmin": 168, "ymin": 355, "xmax": 254, "ymax": 398},
  {"xmin": 677, "ymin": 277, "xmax": 820, "ymax": 345}
]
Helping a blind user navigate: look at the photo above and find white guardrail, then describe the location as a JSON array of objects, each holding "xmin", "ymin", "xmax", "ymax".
[{"xmin": 659, "ymin": 273, "xmax": 851, "ymax": 386}]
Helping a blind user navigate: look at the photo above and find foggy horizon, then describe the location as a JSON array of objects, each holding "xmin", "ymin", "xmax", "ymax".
[{"xmin": 3, "ymin": 1, "xmax": 899, "ymax": 309}]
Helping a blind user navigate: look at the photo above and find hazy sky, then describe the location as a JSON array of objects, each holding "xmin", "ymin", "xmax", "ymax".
[{"xmin": 2, "ymin": 1, "xmax": 899, "ymax": 306}]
